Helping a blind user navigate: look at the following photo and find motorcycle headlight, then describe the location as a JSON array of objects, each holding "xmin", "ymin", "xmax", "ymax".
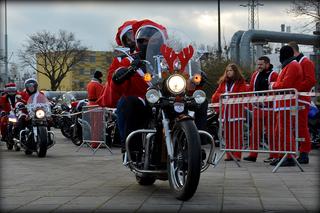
[
  {"xmin": 35, "ymin": 109, "xmax": 46, "ymax": 119},
  {"xmin": 193, "ymin": 90, "xmax": 206, "ymax": 104},
  {"xmin": 8, "ymin": 117, "xmax": 17, "ymax": 123},
  {"xmin": 146, "ymin": 89, "xmax": 160, "ymax": 104},
  {"xmin": 166, "ymin": 74, "xmax": 186, "ymax": 95}
]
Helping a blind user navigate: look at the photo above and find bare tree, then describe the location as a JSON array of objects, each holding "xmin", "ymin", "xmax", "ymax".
[
  {"xmin": 287, "ymin": 0, "xmax": 320, "ymax": 32},
  {"xmin": 19, "ymin": 30, "xmax": 88, "ymax": 91}
]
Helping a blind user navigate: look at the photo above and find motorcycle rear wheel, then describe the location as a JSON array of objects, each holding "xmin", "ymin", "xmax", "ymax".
[{"xmin": 168, "ymin": 120, "xmax": 201, "ymax": 201}]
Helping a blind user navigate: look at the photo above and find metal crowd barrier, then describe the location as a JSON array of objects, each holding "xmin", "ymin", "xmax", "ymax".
[
  {"xmin": 76, "ymin": 105, "xmax": 113, "ymax": 155},
  {"xmin": 212, "ymin": 88, "xmax": 304, "ymax": 173}
]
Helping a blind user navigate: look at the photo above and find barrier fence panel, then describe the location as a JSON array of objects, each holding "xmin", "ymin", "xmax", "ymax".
[
  {"xmin": 76, "ymin": 105, "xmax": 112, "ymax": 154},
  {"xmin": 212, "ymin": 88, "xmax": 304, "ymax": 172}
]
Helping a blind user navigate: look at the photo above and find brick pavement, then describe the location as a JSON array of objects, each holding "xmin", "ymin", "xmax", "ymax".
[{"xmin": 0, "ymin": 130, "xmax": 319, "ymax": 212}]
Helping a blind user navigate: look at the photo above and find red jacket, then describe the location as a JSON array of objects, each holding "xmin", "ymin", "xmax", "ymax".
[
  {"xmin": 87, "ymin": 79, "xmax": 103, "ymax": 105},
  {"xmin": 98, "ymin": 57, "xmax": 148, "ymax": 108},
  {"xmin": 97, "ymin": 57, "xmax": 126, "ymax": 108},
  {"xmin": 296, "ymin": 56, "xmax": 316, "ymax": 105},
  {"xmin": 211, "ymin": 80, "xmax": 248, "ymax": 120},
  {"xmin": 270, "ymin": 60, "xmax": 303, "ymax": 108},
  {"xmin": 0, "ymin": 92, "xmax": 26, "ymax": 113}
]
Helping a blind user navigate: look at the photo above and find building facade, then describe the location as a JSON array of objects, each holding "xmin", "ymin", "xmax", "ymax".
[{"xmin": 37, "ymin": 50, "xmax": 113, "ymax": 91}]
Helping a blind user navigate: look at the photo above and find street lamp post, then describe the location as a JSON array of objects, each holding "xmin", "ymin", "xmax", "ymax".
[
  {"xmin": 217, "ymin": 0, "xmax": 222, "ymax": 60},
  {"xmin": 4, "ymin": 0, "xmax": 8, "ymax": 84}
]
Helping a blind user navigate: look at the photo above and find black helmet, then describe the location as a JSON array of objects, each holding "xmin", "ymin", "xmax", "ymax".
[
  {"xmin": 136, "ymin": 27, "xmax": 164, "ymax": 59},
  {"xmin": 93, "ymin": 70, "xmax": 103, "ymax": 79},
  {"xmin": 121, "ymin": 29, "xmax": 135, "ymax": 53},
  {"xmin": 24, "ymin": 78, "xmax": 38, "ymax": 95}
]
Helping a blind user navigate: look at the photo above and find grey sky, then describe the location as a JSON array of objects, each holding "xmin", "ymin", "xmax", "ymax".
[{"xmin": 0, "ymin": 0, "xmax": 312, "ymax": 64}]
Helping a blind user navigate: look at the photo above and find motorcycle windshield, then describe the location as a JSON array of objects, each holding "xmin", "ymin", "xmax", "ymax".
[
  {"xmin": 145, "ymin": 28, "xmax": 202, "ymax": 80},
  {"xmin": 27, "ymin": 92, "xmax": 51, "ymax": 116},
  {"xmin": 61, "ymin": 92, "xmax": 76, "ymax": 106}
]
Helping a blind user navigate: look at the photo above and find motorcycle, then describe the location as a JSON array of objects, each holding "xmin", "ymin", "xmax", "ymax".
[
  {"xmin": 207, "ymin": 105, "xmax": 220, "ymax": 147},
  {"xmin": 69, "ymin": 99, "xmax": 88, "ymax": 146},
  {"xmin": 4, "ymin": 110, "xmax": 20, "ymax": 151},
  {"xmin": 58, "ymin": 92, "xmax": 76, "ymax": 139},
  {"xmin": 19, "ymin": 92, "xmax": 55, "ymax": 157},
  {"xmin": 308, "ymin": 103, "xmax": 320, "ymax": 149},
  {"xmin": 122, "ymin": 29, "xmax": 215, "ymax": 201}
]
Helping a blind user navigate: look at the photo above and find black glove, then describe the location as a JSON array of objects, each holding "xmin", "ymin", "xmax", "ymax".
[
  {"xmin": 198, "ymin": 71, "xmax": 208, "ymax": 87},
  {"xmin": 130, "ymin": 58, "xmax": 143, "ymax": 71},
  {"xmin": 112, "ymin": 67, "xmax": 135, "ymax": 85}
]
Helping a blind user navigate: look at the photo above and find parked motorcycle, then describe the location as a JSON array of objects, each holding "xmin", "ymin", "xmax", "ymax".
[
  {"xmin": 69, "ymin": 99, "xmax": 88, "ymax": 146},
  {"xmin": 207, "ymin": 106, "xmax": 220, "ymax": 147},
  {"xmin": 122, "ymin": 29, "xmax": 215, "ymax": 201},
  {"xmin": 19, "ymin": 92, "xmax": 55, "ymax": 157},
  {"xmin": 308, "ymin": 103, "xmax": 320, "ymax": 149}
]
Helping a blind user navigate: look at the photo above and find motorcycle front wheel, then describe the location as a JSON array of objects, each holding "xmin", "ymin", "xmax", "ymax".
[
  {"xmin": 36, "ymin": 126, "xmax": 48, "ymax": 157},
  {"xmin": 168, "ymin": 119, "xmax": 201, "ymax": 201}
]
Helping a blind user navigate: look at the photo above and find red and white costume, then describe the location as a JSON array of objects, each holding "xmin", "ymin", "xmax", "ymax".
[
  {"xmin": 211, "ymin": 80, "xmax": 248, "ymax": 160},
  {"xmin": 295, "ymin": 54, "xmax": 316, "ymax": 154},
  {"xmin": 270, "ymin": 60, "xmax": 303, "ymax": 158}
]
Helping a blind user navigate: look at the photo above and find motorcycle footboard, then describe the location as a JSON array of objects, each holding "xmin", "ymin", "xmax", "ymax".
[{"xmin": 199, "ymin": 130, "xmax": 216, "ymax": 173}]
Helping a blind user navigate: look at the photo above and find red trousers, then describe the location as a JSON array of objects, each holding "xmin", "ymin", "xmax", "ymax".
[
  {"xmin": 273, "ymin": 110, "xmax": 296, "ymax": 159},
  {"xmin": 224, "ymin": 120, "xmax": 243, "ymax": 159},
  {"xmin": 298, "ymin": 104, "xmax": 311, "ymax": 153},
  {"xmin": 248, "ymin": 108, "xmax": 276, "ymax": 158}
]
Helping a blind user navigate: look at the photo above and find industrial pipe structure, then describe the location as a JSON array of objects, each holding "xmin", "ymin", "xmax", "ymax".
[
  {"xmin": 238, "ymin": 29, "xmax": 320, "ymax": 69},
  {"xmin": 230, "ymin": 30, "xmax": 245, "ymax": 65}
]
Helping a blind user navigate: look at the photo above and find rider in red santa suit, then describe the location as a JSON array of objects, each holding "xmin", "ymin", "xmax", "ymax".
[
  {"xmin": 288, "ymin": 41, "xmax": 316, "ymax": 164},
  {"xmin": 269, "ymin": 45, "xmax": 303, "ymax": 167},
  {"xmin": 0, "ymin": 83, "xmax": 19, "ymax": 141},
  {"xmin": 109, "ymin": 19, "xmax": 167, "ymax": 157},
  {"xmin": 96, "ymin": 20, "xmax": 138, "ymax": 108}
]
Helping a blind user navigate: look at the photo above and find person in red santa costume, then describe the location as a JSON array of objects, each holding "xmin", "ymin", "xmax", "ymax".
[
  {"xmin": 0, "ymin": 83, "xmax": 19, "ymax": 141},
  {"xmin": 288, "ymin": 41, "xmax": 316, "ymax": 164},
  {"xmin": 269, "ymin": 45, "xmax": 303, "ymax": 167},
  {"xmin": 211, "ymin": 63, "xmax": 248, "ymax": 161},
  {"xmin": 96, "ymin": 19, "xmax": 138, "ymax": 108},
  {"xmin": 109, "ymin": 19, "xmax": 167, "ymax": 158},
  {"xmin": 96, "ymin": 20, "xmax": 138, "ymax": 149}
]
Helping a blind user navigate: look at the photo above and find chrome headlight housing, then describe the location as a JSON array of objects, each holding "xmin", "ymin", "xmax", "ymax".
[
  {"xmin": 166, "ymin": 74, "xmax": 186, "ymax": 95},
  {"xmin": 146, "ymin": 89, "xmax": 160, "ymax": 104},
  {"xmin": 193, "ymin": 90, "xmax": 206, "ymax": 104},
  {"xmin": 35, "ymin": 109, "xmax": 46, "ymax": 119}
]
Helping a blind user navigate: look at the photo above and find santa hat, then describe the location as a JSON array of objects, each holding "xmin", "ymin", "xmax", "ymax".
[
  {"xmin": 132, "ymin": 19, "xmax": 168, "ymax": 45},
  {"xmin": 4, "ymin": 82, "xmax": 17, "ymax": 93},
  {"xmin": 115, "ymin": 20, "xmax": 138, "ymax": 46}
]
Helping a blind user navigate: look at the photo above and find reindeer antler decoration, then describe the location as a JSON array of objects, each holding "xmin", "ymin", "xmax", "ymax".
[
  {"xmin": 160, "ymin": 44, "xmax": 194, "ymax": 73},
  {"xmin": 177, "ymin": 45, "xmax": 194, "ymax": 72},
  {"xmin": 160, "ymin": 44, "xmax": 177, "ymax": 73}
]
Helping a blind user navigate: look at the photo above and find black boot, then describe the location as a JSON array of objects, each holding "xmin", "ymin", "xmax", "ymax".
[
  {"xmin": 297, "ymin": 152, "xmax": 309, "ymax": 164},
  {"xmin": 243, "ymin": 156, "xmax": 257, "ymax": 162}
]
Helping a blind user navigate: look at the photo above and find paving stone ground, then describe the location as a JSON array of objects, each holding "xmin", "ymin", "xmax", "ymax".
[{"xmin": 0, "ymin": 130, "xmax": 319, "ymax": 212}]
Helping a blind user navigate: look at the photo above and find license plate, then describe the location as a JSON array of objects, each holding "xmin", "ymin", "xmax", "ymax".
[{"xmin": 174, "ymin": 102, "xmax": 185, "ymax": 113}]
